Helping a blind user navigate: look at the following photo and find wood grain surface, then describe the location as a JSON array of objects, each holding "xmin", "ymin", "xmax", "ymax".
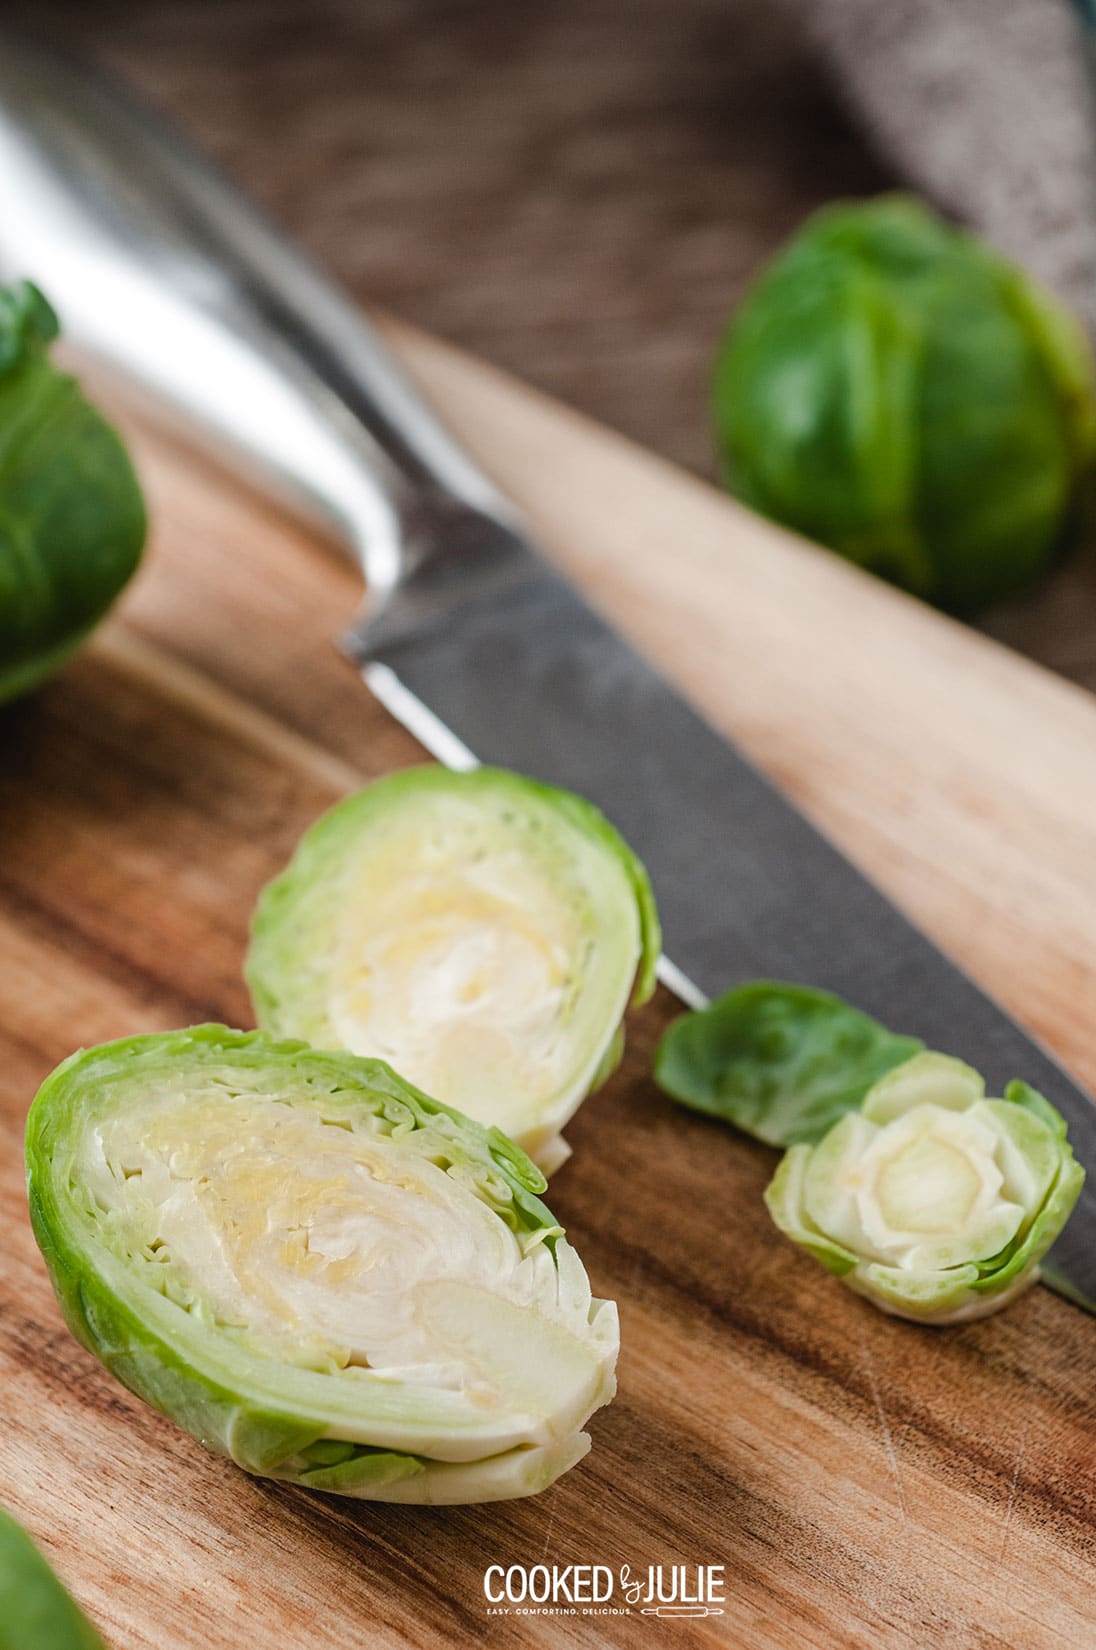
[{"xmin": 2, "ymin": 324, "xmax": 1096, "ymax": 1649}]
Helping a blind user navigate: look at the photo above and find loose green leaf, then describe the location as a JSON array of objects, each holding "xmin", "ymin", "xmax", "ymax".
[
  {"xmin": 26, "ymin": 1026, "xmax": 618, "ymax": 1505},
  {"xmin": 654, "ymin": 981, "xmax": 922, "ymax": 1146},
  {"xmin": 0, "ymin": 1504, "xmax": 107, "ymax": 1649},
  {"xmin": 0, "ymin": 280, "xmax": 146, "ymax": 704},
  {"xmin": 246, "ymin": 765, "xmax": 660, "ymax": 1172}
]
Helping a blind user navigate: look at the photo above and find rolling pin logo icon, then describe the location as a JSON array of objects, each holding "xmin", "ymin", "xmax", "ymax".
[{"xmin": 640, "ymin": 1607, "xmax": 727, "ymax": 1619}]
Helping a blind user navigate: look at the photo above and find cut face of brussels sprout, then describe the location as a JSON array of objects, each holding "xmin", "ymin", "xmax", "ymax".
[
  {"xmin": 26, "ymin": 1028, "xmax": 619, "ymax": 1503},
  {"xmin": 765, "ymin": 1053, "xmax": 1084, "ymax": 1324},
  {"xmin": 246, "ymin": 767, "xmax": 660, "ymax": 1170}
]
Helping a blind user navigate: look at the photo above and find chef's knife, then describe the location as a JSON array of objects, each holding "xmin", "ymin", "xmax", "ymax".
[{"xmin": 1, "ymin": 34, "xmax": 1093, "ymax": 1306}]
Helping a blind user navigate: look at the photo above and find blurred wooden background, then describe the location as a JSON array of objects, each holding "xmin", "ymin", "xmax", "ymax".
[{"xmin": 12, "ymin": 0, "xmax": 1096, "ymax": 689}]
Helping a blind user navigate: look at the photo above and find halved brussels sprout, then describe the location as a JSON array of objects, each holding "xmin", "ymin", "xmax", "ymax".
[
  {"xmin": 0, "ymin": 281, "xmax": 146, "ymax": 704},
  {"xmin": 765, "ymin": 1053, "xmax": 1084, "ymax": 1323},
  {"xmin": 26, "ymin": 1027, "xmax": 619, "ymax": 1504},
  {"xmin": 0, "ymin": 1504, "xmax": 106, "ymax": 1650},
  {"xmin": 246, "ymin": 767, "xmax": 660, "ymax": 1172}
]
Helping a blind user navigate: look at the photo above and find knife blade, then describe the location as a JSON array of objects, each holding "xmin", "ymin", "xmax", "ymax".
[{"xmin": 0, "ymin": 33, "xmax": 1092, "ymax": 1307}]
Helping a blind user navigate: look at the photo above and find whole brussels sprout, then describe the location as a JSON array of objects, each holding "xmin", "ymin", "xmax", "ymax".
[
  {"xmin": 0, "ymin": 282, "xmax": 146, "ymax": 704},
  {"xmin": 765, "ymin": 1052, "xmax": 1084, "ymax": 1324},
  {"xmin": 713, "ymin": 196, "xmax": 1096, "ymax": 612}
]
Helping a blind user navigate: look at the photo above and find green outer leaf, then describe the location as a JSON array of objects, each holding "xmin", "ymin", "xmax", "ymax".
[
  {"xmin": 524, "ymin": 770, "xmax": 661, "ymax": 1008},
  {"xmin": 295, "ymin": 1449, "xmax": 426, "ymax": 1494},
  {"xmin": 859, "ymin": 1051, "xmax": 983, "ymax": 1123},
  {"xmin": 0, "ymin": 281, "xmax": 58, "ymax": 369},
  {"xmin": 654, "ymin": 981, "xmax": 922, "ymax": 1146},
  {"xmin": 763, "ymin": 1147, "xmax": 858, "ymax": 1277},
  {"xmin": 1004, "ymin": 1077, "xmax": 1069, "ymax": 1136},
  {"xmin": 713, "ymin": 193, "xmax": 1096, "ymax": 613},
  {"xmin": 287, "ymin": 1434, "xmax": 593, "ymax": 1504},
  {"xmin": 0, "ymin": 1503, "xmax": 107, "ymax": 1650},
  {"xmin": 0, "ymin": 281, "xmax": 146, "ymax": 703},
  {"xmin": 1001, "ymin": 257, "xmax": 1096, "ymax": 476},
  {"xmin": 847, "ymin": 1261, "xmax": 983, "ymax": 1321},
  {"xmin": 588, "ymin": 1023, "xmax": 626, "ymax": 1093},
  {"xmin": 25, "ymin": 1026, "xmax": 613, "ymax": 1500},
  {"xmin": 969, "ymin": 1132, "xmax": 1085, "ymax": 1297}
]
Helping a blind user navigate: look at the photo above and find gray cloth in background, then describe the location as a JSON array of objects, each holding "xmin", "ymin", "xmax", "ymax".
[{"xmin": 807, "ymin": 0, "xmax": 1096, "ymax": 330}]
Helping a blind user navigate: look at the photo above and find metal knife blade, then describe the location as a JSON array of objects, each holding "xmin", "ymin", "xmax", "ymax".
[
  {"xmin": 1, "ymin": 33, "xmax": 1092, "ymax": 1306},
  {"xmin": 352, "ymin": 515, "xmax": 1096, "ymax": 1307}
]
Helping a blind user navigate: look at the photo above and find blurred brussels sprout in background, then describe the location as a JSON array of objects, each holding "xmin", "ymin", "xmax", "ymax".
[
  {"xmin": 0, "ymin": 1503, "xmax": 106, "ymax": 1649},
  {"xmin": 713, "ymin": 196, "xmax": 1096, "ymax": 613},
  {"xmin": 0, "ymin": 281, "xmax": 146, "ymax": 704}
]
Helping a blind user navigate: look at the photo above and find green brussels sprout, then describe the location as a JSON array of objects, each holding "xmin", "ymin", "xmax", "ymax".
[
  {"xmin": 0, "ymin": 1504, "xmax": 106, "ymax": 1650},
  {"xmin": 0, "ymin": 281, "xmax": 146, "ymax": 704},
  {"xmin": 246, "ymin": 766, "xmax": 660, "ymax": 1173},
  {"xmin": 654, "ymin": 984, "xmax": 1084, "ymax": 1323},
  {"xmin": 764, "ymin": 1053, "xmax": 1084, "ymax": 1324},
  {"xmin": 26, "ymin": 1026, "xmax": 618, "ymax": 1504},
  {"xmin": 654, "ymin": 982, "xmax": 922, "ymax": 1146},
  {"xmin": 713, "ymin": 195, "xmax": 1096, "ymax": 612}
]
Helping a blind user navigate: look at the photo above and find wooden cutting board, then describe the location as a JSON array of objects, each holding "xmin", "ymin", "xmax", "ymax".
[{"xmin": 2, "ymin": 318, "xmax": 1096, "ymax": 1650}]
